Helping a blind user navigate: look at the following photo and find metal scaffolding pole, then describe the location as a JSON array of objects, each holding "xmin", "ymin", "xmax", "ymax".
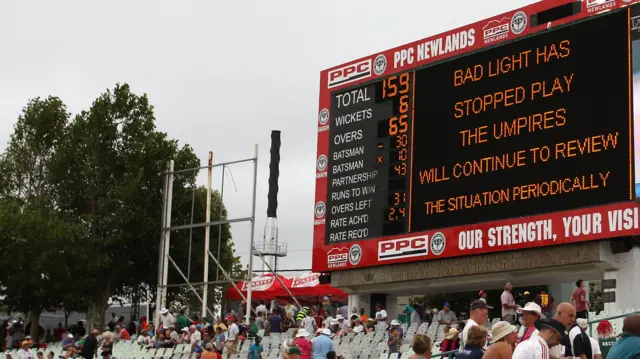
[
  {"xmin": 252, "ymin": 245, "xmax": 301, "ymax": 308},
  {"xmin": 207, "ymin": 250, "xmax": 256, "ymax": 316},
  {"xmin": 154, "ymin": 162, "xmax": 171, "ymax": 330},
  {"xmin": 160, "ymin": 160, "xmax": 175, "ymax": 311},
  {"xmin": 167, "ymin": 256, "xmax": 216, "ymax": 319},
  {"xmin": 216, "ymin": 165, "xmax": 225, "ymax": 282},
  {"xmin": 155, "ymin": 149, "xmax": 257, "ymax": 325},
  {"xmin": 169, "ymin": 158, "xmax": 255, "ymax": 175},
  {"xmin": 187, "ymin": 168, "xmax": 196, "ymax": 280},
  {"xmin": 164, "ymin": 217, "xmax": 252, "ymax": 232},
  {"xmin": 246, "ymin": 144, "xmax": 258, "ymax": 325},
  {"xmin": 202, "ymin": 152, "xmax": 214, "ymax": 320}
]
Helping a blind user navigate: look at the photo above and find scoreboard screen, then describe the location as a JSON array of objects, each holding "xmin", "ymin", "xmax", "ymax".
[{"xmin": 314, "ymin": 2, "xmax": 640, "ymax": 272}]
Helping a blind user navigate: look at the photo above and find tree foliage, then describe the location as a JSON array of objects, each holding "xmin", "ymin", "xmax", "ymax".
[
  {"xmin": 0, "ymin": 97, "xmax": 87, "ymax": 337},
  {"xmin": 0, "ymin": 84, "xmax": 241, "ymax": 332}
]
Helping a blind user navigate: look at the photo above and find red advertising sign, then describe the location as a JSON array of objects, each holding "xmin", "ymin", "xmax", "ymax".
[{"xmin": 313, "ymin": 201, "xmax": 640, "ymax": 272}]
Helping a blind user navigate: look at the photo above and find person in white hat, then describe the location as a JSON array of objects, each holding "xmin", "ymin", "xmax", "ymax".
[
  {"xmin": 484, "ymin": 321, "xmax": 516, "ymax": 359},
  {"xmin": 577, "ymin": 319, "xmax": 602, "ymax": 359},
  {"xmin": 335, "ymin": 315, "xmax": 348, "ymax": 331},
  {"xmin": 351, "ymin": 318, "xmax": 364, "ymax": 334},
  {"xmin": 390, "ymin": 320, "xmax": 404, "ymax": 338},
  {"xmin": 312, "ymin": 329, "xmax": 335, "ymax": 359},
  {"xmin": 294, "ymin": 329, "xmax": 312, "ymax": 359},
  {"xmin": 441, "ymin": 327, "xmax": 460, "ymax": 354},
  {"xmin": 159, "ymin": 308, "xmax": 174, "ymax": 329},
  {"xmin": 518, "ymin": 303, "xmax": 544, "ymax": 344}
]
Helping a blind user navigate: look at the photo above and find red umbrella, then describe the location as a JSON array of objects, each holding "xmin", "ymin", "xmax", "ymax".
[
  {"xmin": 290, "ymin": 272, "xmax": 348, "ymax": 301},
  {"xmin": 225, "ymin": 273, "xmax": 293, "ymax": 301}
]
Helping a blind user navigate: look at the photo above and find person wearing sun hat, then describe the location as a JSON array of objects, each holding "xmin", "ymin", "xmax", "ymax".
[
  {"xmin": 513, "ymin": 318, "xmax": 566, "ymax": 359},
  {"xmin": 440, "ymin": 327, "xmax": 460, "ymax": 355},
  {"xmin": 484, "ymin": 321, "xmax": 517, "ymax": 359},
  {"xmin": 294, "ymin": 329, "xmax": 312, "ymax": 359},
  {"xmin": 159, "ymin": 308, "xmax": 174, "ymax": 329},
  {"xmin": 312, "ymin": 329, "xmax": 335, "ymax": 359},
  {"xmin": 16, "ymin": 340, "xmax": 32, "ymax": 359},
  {"xmin": 518, "ymin": 302, "xmax": 544, "ymax": 344}
]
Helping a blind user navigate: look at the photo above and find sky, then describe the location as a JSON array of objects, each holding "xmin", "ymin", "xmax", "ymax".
[{"xmin": 0, "ymin": 0, "xmax": 536, "ymax": 276}]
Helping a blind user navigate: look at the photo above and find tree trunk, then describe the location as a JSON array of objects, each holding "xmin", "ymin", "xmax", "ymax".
[
  {"xmin": 64, "ymin": 310, "xmax": 70, "ymax": 328},
  {"xmin": 28, "ymin": 310, "xmax": 40, "ymax": 341},
  {"xmin": 86, "ymin": 284, "xmax": 112, "ymax": 331}
]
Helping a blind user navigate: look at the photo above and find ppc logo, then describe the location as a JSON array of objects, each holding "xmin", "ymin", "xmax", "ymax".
[
  {"xmin": 327, "ymin": 247, "xmax": 349, "ymax": 268},
  {"xmin": 327, "ymin": 59, "xmax": 372, "ymax": 89},
  {"xmin": 378, "ymin": 237, "xmax": 428, "ymax": 261},
  {"xmin": 483, "ymin": 17, "xmax": 509, "ymax": 44}
]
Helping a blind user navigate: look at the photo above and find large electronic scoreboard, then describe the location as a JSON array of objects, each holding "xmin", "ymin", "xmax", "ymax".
[{"xmin": 313, "ymin": 0, "xmax": 640, "ymax": 272}]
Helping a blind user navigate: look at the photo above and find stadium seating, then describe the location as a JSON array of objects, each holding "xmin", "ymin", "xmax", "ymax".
[{"xmin": 0, "ymin": 310, "xmax": 633, "ymax": 359}]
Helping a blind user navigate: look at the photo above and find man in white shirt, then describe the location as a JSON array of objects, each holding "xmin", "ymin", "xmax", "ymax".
[
  {"xmin": 374, "ymin": 303, "xmax": 387, "ymax": 328},
  {"xmin": 302, "ymin": 312, "xmax": 317, "ymax": 334},
  {"xmin": 501, "ymin": 282, "xmax": 518, "ymax": 324},
  {"xmin": 461, "ymin": 300, "xmax": 491, "ymax": 349},
  {"xmin": 256, "ymin": 301, "xmax": 267, "ymax": 316},
  {"xmin": 577, "ymin": 319, "xmax": 601, "ymax": 359},
  {"xmin": 225, "ymin": 316, "xmax": 239, "ymax": 355},
  {"xmin": 16, "ymin": 340, "xmax": 33, "ymax": 359},
  {"xmin": 160, "ymin": 308, "xmax": 175, "ymax": 329},
  {"xmin": 513, "ymin": 318, "xmax": 566, "ymax": 359}
]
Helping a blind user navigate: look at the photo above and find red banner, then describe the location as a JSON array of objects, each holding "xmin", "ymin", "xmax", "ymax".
[{"xmin": 312, "ymin": 201, "xmax": 640, "ymax": 272}]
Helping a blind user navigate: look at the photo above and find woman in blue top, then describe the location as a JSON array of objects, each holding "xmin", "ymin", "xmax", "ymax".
[
  {"xmin": 455, "ymin": 326, "xmax": 487, "ymax": 359},
  {"xmin": 248, "ymin": 337, "xmax": 263, "ymax": 359}
]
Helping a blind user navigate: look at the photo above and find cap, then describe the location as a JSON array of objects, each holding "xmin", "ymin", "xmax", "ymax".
[
  {"xmin": 335, "ymin": 315, "xmax": 344, "ymax": 320},
  {"xmin": 205, "ymin": 343, "xmax": 214, "ymax": 350},
  {"xmin": 322, "ymin": 328, "xmax": 332, "ymax": 336},
  {"xmin": 390, "ymin": 320, "xmax": 400, "ymax": 326},
  {"xmin": 443, "ymin": 302, "xmax": 450, "ymax": 307},
  {"xmin": 470, "ymin": 299, "xmax": 493, "ymax": 310},
  {"xmin": 491, "ymin": 321, "xmax": 516, "ymax": 342},
  {"xmin": 160, "ymin": 308, "xmax": 169, "ymax": 314},
  {"xmin": 577, "ymin": 318, "xmax": 589, "ymax": 330},
  {"xmin": 182, "ymin": 327, "xmax": 189, "ymax": 332},
  {"xmin": 479, "ymin": 290, "xmax": 485, "ymax": 296},
  {"xmin": 524, "ymin": 291, "xmax": 531, "ymax": 296},
  {"xmin": 287, "ymin": 347, "xmax": 302, "ymax": 355},
  {"xmin": 534, "ymin": 318, "xmax": 567, "ymax": 342},
  {"xmin": 67, "ymin": 334, "xmax": 73, "ymax": 339}
]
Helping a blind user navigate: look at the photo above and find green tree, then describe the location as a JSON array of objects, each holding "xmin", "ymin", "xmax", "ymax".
[
  {"xmin": 0, "ymin": 97, "xmax": 86, "ymax": 338},
  {"xmin": 47, "ymin": 83, "xmax": 216, "ymax": 328}
]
